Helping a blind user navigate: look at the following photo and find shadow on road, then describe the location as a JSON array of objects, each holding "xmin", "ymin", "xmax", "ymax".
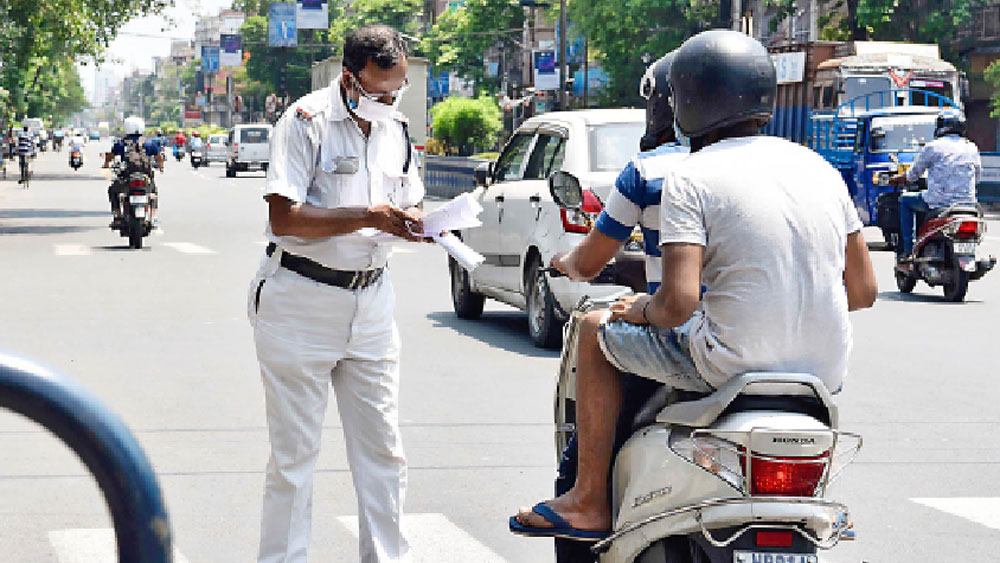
[
  {"xmin": 877, "ymin": 290, "xmax": 984, "ymax": 304},
  {"xmin": 0, "ymin": 225, "xmax": 98, "ymax": 235},
  {"xmin": 95, "ymin": 245, "xmax": 151, "ymax": 252},
  {"xmin": 32, "ymin": 172, "xmax": 106, "ymax": 182},
  {"xmin": 425, "ymin": 310, "xmax": 560, "ymax": 358},
  {"xmin": 0, "ymin": 209, "xmax": 106, "ymax": 219}
]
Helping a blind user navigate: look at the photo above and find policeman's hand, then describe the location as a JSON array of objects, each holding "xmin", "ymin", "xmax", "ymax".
[
  {"xmin": 367, "ymin": 204, "xmax": 424, "ymax": 242},
  {"xmin": 403, "ymin": 207, "xmax": 437, "ymax": 242},
  {"xmin": 608, "ymin": 293, "xmax": 651, "ymax": 325}
]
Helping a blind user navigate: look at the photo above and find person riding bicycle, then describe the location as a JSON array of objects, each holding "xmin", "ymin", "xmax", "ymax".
[
  {"xmin": 103, "ymin": 116, "xmax": 163, "ymax": 227},
  {"xmin": 890, "ymin": 108, "xmax": 981, "ymax": 264},
  {"xmin": 17, "ymin": 126, "xmax": 34, "ymax": 184}
]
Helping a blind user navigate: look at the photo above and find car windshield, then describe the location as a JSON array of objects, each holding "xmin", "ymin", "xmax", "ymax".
[
  {"xmin": 240, "ymin": 128, "xmax": 269, "ymax": 143},
  {"xmin": 209, "ymin": 135, "xmax": 226, "ymax": 144},
  {"xmin": 588, "ymin": 122, "xmax": 645, "ymax": 171},
  {"xmin": 870, "ymin": 115, "xmax": 936, "ymax": 152}
]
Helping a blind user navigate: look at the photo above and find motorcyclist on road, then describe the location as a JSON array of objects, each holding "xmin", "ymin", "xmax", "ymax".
[
  {"xmin": 173, "ymin": 130, "xmax": 186, "ymax": 156},
  {"xmin": 510, "ymin": 29, "xmax": 878, "ymax": 542},
  {"xmin": 890, "ymin": 108, "xmax": 981, "ymax": 263},
  {"xmin": 188, "ymin": 131, "xmax": 204, "ymax": 152},
  {"xmin": 103, "ymin": 116, "xmax": 163, "ymax": 227},
  {"xmin": 68, "ymin": 134, "xmax": 84, "ymax": 166}
]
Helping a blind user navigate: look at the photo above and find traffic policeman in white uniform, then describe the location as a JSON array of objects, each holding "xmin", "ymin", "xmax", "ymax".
[{"xmin": 249, "ymin": 25, "xmax": 425, "ymax": 563}]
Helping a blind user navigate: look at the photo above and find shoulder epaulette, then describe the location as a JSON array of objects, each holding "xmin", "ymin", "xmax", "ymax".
[{"xmin": 295, "ymin": 108, "xmax": 314, "ymax": 122}]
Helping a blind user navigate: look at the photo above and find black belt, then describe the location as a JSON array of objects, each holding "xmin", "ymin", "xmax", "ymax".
[{"xmin": 266, "ymin": 242, "xmax": 384, "ymax": 291}]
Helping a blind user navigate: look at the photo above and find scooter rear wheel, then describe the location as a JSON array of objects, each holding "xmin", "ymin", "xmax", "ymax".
[
  {"xmin": 895, "ymin": 270, "xmax": 916, "ymax": 293},
  {"xmin": 943, "ymin": 269, "xmax": 969, "ymax": 302}
]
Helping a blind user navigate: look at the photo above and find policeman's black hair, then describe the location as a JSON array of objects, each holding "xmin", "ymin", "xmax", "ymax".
[{"xmin": 343, "ymin": 25, "xmax": 408, "ymax": 74}]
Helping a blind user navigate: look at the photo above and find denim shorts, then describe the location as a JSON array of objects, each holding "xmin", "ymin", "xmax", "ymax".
[{"xmin": 597, "ymin": 312, "xmax": 713, "ymax": 393}]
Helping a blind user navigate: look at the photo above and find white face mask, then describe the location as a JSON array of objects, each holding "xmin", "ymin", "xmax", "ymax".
[{"xmin": 347, "ymin": 72, "xmax": 407, "ymax": 123}]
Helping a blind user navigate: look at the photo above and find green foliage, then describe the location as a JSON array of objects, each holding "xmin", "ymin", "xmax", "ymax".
[
  {"xmin": 430, "ymin": 95, "xmax": 503, "ymax": 155},
  {"xmin": 984, "ymin": 60, "xmax": 1000, "ymax": 118},
  {"xmin": 0, "ymin": 0, "xmax": 168, "ymax": 119},
  {"xmin": 422, "ymin": 0, "xmax": 524, "ymax": 94},
  {"xmin": 241, "ymin": 15, "xmax": 332, "ymax": 102}
]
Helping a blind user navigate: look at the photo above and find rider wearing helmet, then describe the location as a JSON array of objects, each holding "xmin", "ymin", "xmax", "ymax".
[
  {"xmin": 103, "ymin": 116, "xmax": 163, "ymax": 225},
  {"xmin": 188, "ymin": 130, "xmax": 204, "ymax": 152},
  {"xmin": 510, "ymin": 30, "xmax": 877, "ymax": 542},
  {"xmin": 891, "ymin": 108, "xmax": 981, "ymax": 261},
  {"xmin": 517, "ymin": 52, "xmax": 689, "ymax": 556}
]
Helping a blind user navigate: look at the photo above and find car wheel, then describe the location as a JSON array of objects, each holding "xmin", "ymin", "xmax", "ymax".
[
  {"xmin": 449, "ymin": 256, "xmax": 485, "ymax": 319},
  {"xmin": 526, "ymin": 256, "xmax": 562, "ymax": 349}
]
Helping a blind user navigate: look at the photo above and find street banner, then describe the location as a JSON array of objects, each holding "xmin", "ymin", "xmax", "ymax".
[
  {"xmin": 202, "ymin": 45, "xmax": 220, "ymax": 74},
  {"xmin": 770, "ymin": 52, "xmax": 806, "ymax": 84},
  {"xmin": 296, "ymin": 0, "xmax": 328, "ymax": 30},
  {"xmin": 533, "ymin": 50, "xmax": 559, "ymax": 91},
  {"xmin": 221, "ymin": 34, "xmax": 243, "ymax": 67},
  {"xmin": 268, "ymin": 2, "xmax": 298, "ymax": 47},
  {"xmin": 221, "ymin": 13, "xmax": 245, "ymax": 34}
]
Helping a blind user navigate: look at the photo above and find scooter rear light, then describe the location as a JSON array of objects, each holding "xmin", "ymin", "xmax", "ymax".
[
  {"xmin": 756, "ymin": 530, "xmax": 794, "ymax": 548},
  {"xmin": 957, "ymin": 221, "xmax": 981, "ymax": 239},
  {"xmin": 559, "ymin": 190, "xmax": 603, "ymax": 234},
  {"xmin": 746, "ymin": 451, "xmax": 829, "ymax": 497},
  {"xmin": 129, "ymin": 180, "xmax": 146, "ymax": 188}
]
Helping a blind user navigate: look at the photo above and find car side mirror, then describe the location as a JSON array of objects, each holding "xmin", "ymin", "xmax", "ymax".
[
  {"xmin": 474, "ymin": 161, "xmax": 493, "ymax": 188},
  {"xmin": 549, "ymin": 170, "xmax": 583, "ymax": 209}
]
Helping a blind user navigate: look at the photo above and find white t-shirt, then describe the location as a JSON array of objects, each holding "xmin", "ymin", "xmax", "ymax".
[{"xmin": 659, "ymin": 136, "xmax": 863, "ymax": 393}]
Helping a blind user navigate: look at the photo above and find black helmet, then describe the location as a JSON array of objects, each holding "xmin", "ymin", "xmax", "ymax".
[
  {"xmin": 639, "ymin": 51, "xmax": 677, "ymax": 151},
  {"xmin": 669, "ymin": 29, "xmax": 776, "ymax": 138},
  {"xmin": 935, "ymin": 108, "xmax": 966, "ymax": 138}
]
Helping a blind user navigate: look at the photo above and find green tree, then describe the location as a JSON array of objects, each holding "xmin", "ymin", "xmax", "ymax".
[
  {"xmin": 422, "ymin": 0, "xmax": 524, "ymax": 94},
  {"xmin": 430, "ymin": 94, "xmax": 502, "ymax": 155}
]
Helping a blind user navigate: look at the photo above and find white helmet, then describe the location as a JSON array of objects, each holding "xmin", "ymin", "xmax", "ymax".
[{"xmin": 124, "ymin": 116, "xmax": 145, "ymax": 136}]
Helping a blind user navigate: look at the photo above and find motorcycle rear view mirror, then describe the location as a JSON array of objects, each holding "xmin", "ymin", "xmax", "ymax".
[{"xmin": 549, "ymin": 170, "xmax": 583, "ymax": 209}]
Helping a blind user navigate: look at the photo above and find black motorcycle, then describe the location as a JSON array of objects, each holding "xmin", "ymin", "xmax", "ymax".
[
  {"xmin": 69, "ymin": 150, "xmax": 83, "ymax": 170},
  {"xmin": 113, "ymin": 169, "xmax": 155, "ymax": 249}
]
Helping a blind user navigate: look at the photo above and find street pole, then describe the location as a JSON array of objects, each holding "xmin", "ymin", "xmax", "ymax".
[
  {"xmin": 583, "ymin": 38, "xmax": 588, "ymax": 108},
  {"xmin": 558, "ymin": 0, "xmax": 567, "ymax": 109}
]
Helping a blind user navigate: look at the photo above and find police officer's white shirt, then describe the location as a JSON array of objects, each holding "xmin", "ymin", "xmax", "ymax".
[
  {"xmin": 906, "ymin": 134, "xmax": 981, "ymax": 208},
  {"xmin": 659, "ymin": 136, "xmax": 863, "ymax": 393},
  {"xmin": 265, "ymin": 75, "xmax": 424, "ymax": 270}
]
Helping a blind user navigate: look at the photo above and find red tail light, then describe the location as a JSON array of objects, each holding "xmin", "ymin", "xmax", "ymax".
[
  {"xmin": 129, "ymin": 180, "xmax": 146, "ymax": 188},
  {"xmin": 745, "ymin": 451, "xmax": 829, "ymax": 497},
  {"xmin": 560, "ymin": 190, "xmax": 603, "ymax": 234},
  {"xmin": 957, "ymin": 221, "xmax": 980, "ymax": 239},
  {"xmin": 756, "ymin": 530, "xmax": 794, "ymax": 548}
]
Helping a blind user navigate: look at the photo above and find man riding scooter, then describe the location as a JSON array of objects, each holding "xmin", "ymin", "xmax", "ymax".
[
  {"xmin": 891, "ymin": 108, "xmax": 982, "ymax": 266},
  {"xmin": 510, "ymin": 29, "xmax": 878, "ymax": 543},
  {"xmin": 517, "ymin": 51, "xmax": 689, "ymax": 560}
]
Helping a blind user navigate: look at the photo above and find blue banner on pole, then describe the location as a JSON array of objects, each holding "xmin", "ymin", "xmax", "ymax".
[
  {"xmin": 269, "ymin": 2, "xmax": 298, "ymax": 47},
  {"xmin": 428, "ymin": 70, "xmax": 449, "ymax": 98},
  {"xmin": 202, "ymin": 46, "xmax": 220, "ymax": 74}
]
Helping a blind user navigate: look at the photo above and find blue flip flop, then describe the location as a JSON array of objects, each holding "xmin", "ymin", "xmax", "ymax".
[{"xmin": 509, "ymin": 502, "xmax": 610, "ymax": 542}]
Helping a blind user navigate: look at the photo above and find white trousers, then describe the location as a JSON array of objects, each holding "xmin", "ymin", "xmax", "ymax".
[{"xmin": 250, "ymin": 260, "xmax": 409, "ymax": 563}]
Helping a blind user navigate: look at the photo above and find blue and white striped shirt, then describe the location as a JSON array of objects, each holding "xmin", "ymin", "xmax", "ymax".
[{"xmin": 593, "ymin": 143, "xmax": 689, "ymax": 293}]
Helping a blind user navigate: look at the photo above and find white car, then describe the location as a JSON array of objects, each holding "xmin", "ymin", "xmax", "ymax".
[
  {"xmin": 226, "ymin": 124, "xmax": 272, "ymax": 177},
  {"xmin": 205, "ymin": 134, "xmax": 228, "ymax": 164},
  {"xmin": 450, "ymin": 109, "xmax": 647, "ymax": 348}
]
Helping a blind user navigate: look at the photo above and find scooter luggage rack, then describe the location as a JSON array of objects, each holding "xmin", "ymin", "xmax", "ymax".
[
  {"xmin": 690, "ymin": 427, "xmax": 863, "ymax": 498},
  {"xmin": 591, "ymin": 495, "xmax": 852, "ymax": 555}
]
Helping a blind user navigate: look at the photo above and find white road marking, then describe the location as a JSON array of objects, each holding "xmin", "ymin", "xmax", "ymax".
[
  {"xmin": 337, "ymin": 513, "xmax": 507, "ymax": 563},
  {"xmin": 55, "ymin": 244, "xmax": 91, "ymax": 256},
  {"xmin": 162, "ymin": 242, "xmax": 216, "ymax": 255},
  {"xmin": 911, "ymin": 497, "xmax": 1000, "ymax": 531},
  {"xmin": 48, "ymin": 528, "xmax": 191, "ymax": 563}
]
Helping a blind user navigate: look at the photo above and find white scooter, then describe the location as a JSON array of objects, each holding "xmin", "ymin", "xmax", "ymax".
[{"xmin": 553, "ymin": 297, "xmax": 862, "ymax": 563}]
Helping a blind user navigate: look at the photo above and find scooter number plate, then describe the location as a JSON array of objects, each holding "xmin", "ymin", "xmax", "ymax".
[
  {"xmin": 953, "ymin": 242, "xmax": 976, "ymax": 254},
  {"xmin": 129, "ymin": 195, "xmax": 148, "ymax": 204},
  {"xmin": 733, "ymin": 552, "xmax": 817, "ymax": 563}
]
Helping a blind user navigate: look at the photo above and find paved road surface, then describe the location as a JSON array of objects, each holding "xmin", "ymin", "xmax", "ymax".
[{"xmin": 0, "ymin": 144, "xmax": 998, "ymax": 562}]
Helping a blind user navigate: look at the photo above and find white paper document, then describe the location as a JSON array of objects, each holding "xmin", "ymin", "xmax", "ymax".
[
  {"xmin": 434, "ymin": 232, "xmax": 485, "ymax": 271},
  {"xmin": 414, "ymin": 192, "xmax": 483, "ymax": 236}
]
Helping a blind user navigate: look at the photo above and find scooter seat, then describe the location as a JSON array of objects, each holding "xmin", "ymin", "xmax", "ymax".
[{"xmin": 929, "ymin": 204, "xmax": 980, "ymax": 219}]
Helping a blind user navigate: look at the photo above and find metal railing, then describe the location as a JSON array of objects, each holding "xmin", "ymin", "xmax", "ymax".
[{"xmin": 0, "ymin": 354, "xmax": 172, "ymax": 562}]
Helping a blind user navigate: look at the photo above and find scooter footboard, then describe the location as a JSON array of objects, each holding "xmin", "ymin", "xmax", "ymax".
[{"xmin": 597, "ymin": 497, "xmax": 849, "ymax": 563}]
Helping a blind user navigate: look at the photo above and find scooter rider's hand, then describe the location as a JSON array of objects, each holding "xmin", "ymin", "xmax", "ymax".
[
  {"xmin": 550, "ymin": 252, "xmax": 586, "ymax": 281},
  {"xmin": 608, "ymin": 293, "xmax": 651, "ymax": 325},
  {"xmin": 889, "ymin": 173, "xmax": 907, "ymax": 186}
]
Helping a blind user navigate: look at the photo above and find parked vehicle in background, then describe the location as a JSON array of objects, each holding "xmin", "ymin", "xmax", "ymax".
[
  {"xmin": 226, "ymin": 124, "xmax": 272, "ymax": 177},
  {"xmin": 89, "ymin": 129, "xmax": 101, "ymax": 141},
  {"xmin": 450, "ymin": 109, "xmax": 647, "ymax": 348},
  {"xmin": 97, "ymin": 121, "xmax": 110, "ymax": 138},
  {"xmin": 205, "ymin": 134, "xmax": 228, "ymax": 164}
]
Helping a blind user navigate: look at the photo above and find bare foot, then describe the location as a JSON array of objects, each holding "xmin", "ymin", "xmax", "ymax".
[{"xmin": 514, "ymin": 490, "xmax": 611, "ymax": 532}]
